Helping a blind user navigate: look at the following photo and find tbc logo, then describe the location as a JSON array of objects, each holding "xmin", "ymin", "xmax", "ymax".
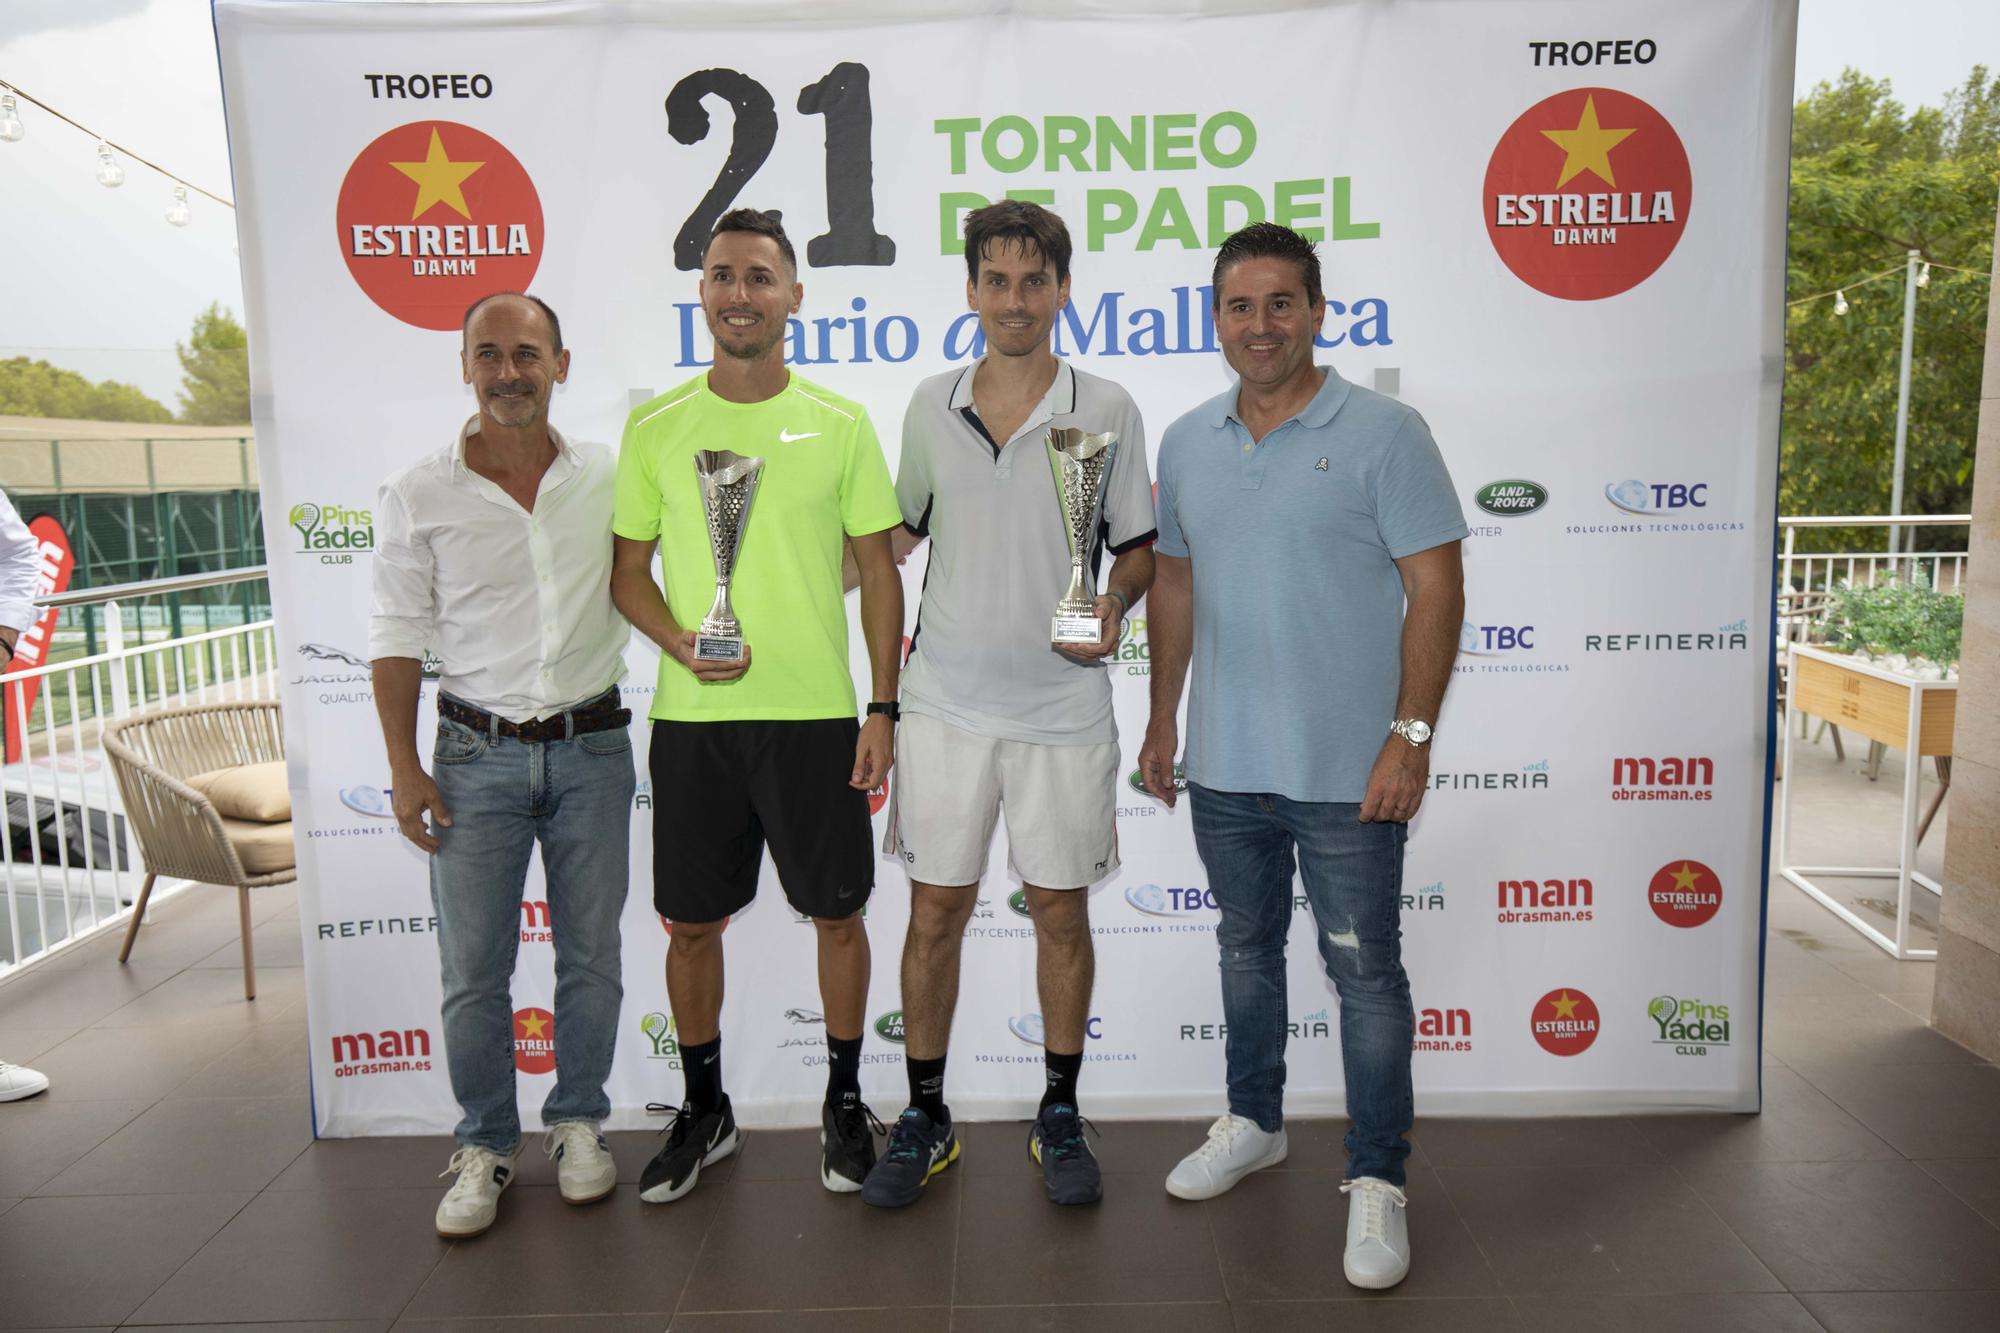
[
  {"xmin": 640, "ymin": 1011, "xmax": 680, "ymax": 1063},
  {"xmin": 1010, "ymin": 1013, "xmax": 1103, "ymax": 1046},
  {"xmin": 1611, "ymin": 756, "xmax": 1714, "ymax": 802},
  {"xmin": 1459, "ymin": 622, "xmax": 1535, "ymax": 654},
  {"xmin": 1531, "ymin": 988, "xmax": 1600, "ymax": 1056},
  {"xmin": 1484, "ymin": 87, "xmax": 1692, "ymax": 299},
  {"xmin": 1605, "ymin": 480, "xmax": 1708, "ymax": 515},
  {"xmin": 874, "ymin": 1010, "xmax": 906, "ymax": 1044},
  {"xmin": 338, "ymin": 785, "xmax": 395, "ymax": 818},
  {"xmin": 1124, "ymin": 883, "xmax": 1215, "ymax": 916},
  {"xmin": 330, "ymin": 1026, "xmax": 432, "ymax": 1077},
  {"xmin": 513, "ymin": 1007, "xmax": 556, "ymax": 1074},
  {"xmin": 1649, "ymin": 995, "xmax": 1731, "ymax": 1053},
  {"xmin": 337, "ymin": 120, "xmax": 544, "ymax": 330},
  {"xmin": 1648, "ymin": 860, "xmax": 1722, "ymax": 928},
  {"xmin": 1474, "ymin": 480, "xmax": 1549, "ymax": 517}
]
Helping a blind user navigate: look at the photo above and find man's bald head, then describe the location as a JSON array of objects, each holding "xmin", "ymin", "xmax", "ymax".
[{"xmin": 462, "ymin": 291, "xmax": 563, "ymax": 353}]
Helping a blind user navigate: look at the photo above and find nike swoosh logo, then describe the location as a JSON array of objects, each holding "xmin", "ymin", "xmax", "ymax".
[{"xmin": 779, "ymin": 430, "xmax": 820, "ymax": 443}]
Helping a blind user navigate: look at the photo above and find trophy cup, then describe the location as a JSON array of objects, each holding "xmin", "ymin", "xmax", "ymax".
[
  {"xmin": 692, "ymin": 449, "xmax": 765, "ymax": 662},
  {"xmin": 1045, "ymin": 427, "xmax": 1119, "ymax": 645}
]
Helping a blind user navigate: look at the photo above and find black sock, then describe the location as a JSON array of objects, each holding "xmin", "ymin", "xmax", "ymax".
[
  {"xmin": 826, "ymin": 1033, "xmax": 862, "ymax": 1103},
  {"xmin": 682, "ymin": 1036, "xmax": 723, "ymax": 1112},
  {"xmin": 1041, "ymin": 1048, "xmax": 1083, "ymax": 1113},
  {"xmin": 908, "ymin": 1054, "xmax": 947, "ymax": 1123}
]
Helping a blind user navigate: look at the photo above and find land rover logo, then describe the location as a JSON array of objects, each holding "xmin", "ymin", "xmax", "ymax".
[
  {"xmin": 1475, "ymin": 480, "xmax": 1549, "ymax": 516},
  {"xmin": 874, "ymin": 1010, "xmax": 905, "ymax": 1043},
  {"xmin": 1128, "ymin": 764, "xmax": 1187, "ymax": 794},
  {"xmin": 1007, "ymin": 888, "xmax": 1032, "ymax": 918}
]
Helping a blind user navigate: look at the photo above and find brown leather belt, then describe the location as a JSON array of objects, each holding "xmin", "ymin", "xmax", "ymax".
[{"xmin": 437, "ymin": 688, "xmax": 630, "ymax": 743}]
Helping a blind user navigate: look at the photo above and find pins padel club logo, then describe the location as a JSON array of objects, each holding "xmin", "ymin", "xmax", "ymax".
[
  {"xmin": 1485, "ymin": 87, "xmax": 1691, "ymax": 300},
  {"xmin": 337, "ymin": 121, "xmax": 544, "ymax": 330},
  {"xmin": 513, "ymin": 1006, "xmax": 556, "ymax": 1074},
  {"xmin": 1531, "ymin": 988, "xmax": 1600, "ymax": 1056},
  {"xmin": 1648, "ymin": 859, "xmax": 1722, "ymax": 928}
]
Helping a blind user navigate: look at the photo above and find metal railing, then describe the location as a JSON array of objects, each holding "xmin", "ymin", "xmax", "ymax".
[
  {"xmin": 1778, "ymin": 515, "xmax": 1971, "ymax": 596},
  {"xmin": 0, "ymin": 567, "xmax": 276, "ymax": 975}
]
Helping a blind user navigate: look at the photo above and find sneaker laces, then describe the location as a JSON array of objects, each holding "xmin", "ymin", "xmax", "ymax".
[
  {"xmin": 1189, "ymin": 1113, "xmax": 1251, "ymax": 1164},
  {"xmin": 439, "ymin": 1145, "xmax": 504, "ymax": 1194},
  {"xmin": 1340, "ymin": 1178, "xmax": 1408, "ymax": 1242},
  {"xmin": 1038, "ymin": 1104, "xmax": 1097, "ymax": 1161},
  {"xmin": 544, "ymin": 1120, "xmax": 605, "ymax": 1165},
  {"xmin": 646, "ymin": 1101, "xmax": 699, "ymax": 1149},
  {"xmin": 831, "ymin": 1098, "xmax": 887, "ymax": 1150},
  {"xmin": 883, "ymin": 1109, "xmax": 932, "ymax": 1163}
]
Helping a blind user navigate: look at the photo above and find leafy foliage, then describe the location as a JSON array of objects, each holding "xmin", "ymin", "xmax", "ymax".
[
  {"xmin": 0, "ymin": 355, "xmax": 174, "ymax": 423},
  {"xmin": 1827, "ymin": 568, "xmax": 1964, "ymax": 663},
  {"xmin": 176, "ymin": 303, "xmax": 251, "ymax": 426},
  {"xmin": 1783, "ymin": 68, "xmax": 1998, "ymax": 553}
]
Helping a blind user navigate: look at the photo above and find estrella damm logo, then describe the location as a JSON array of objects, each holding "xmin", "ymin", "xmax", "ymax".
[
  {"xmin": 1649, "ymin": 859, "xmax": 1723, "ymax": 928},
  {"xmin": 1485, "ymin": 88, "xmax": 1691, "ymax": 300},
  {"xmin": 1531, "ymin": 988, "xmax": 1600, "ymax": 1056},
  {"xmin": 512, "ymin": 1006, "xmax": 556, "ymax": 1074},
  {"xmin": 336, "ymin": 120, "xmax": 544, "ymax": 330}
]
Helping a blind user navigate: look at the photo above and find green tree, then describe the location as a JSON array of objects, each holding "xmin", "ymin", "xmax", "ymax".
[
  {"xmin": 1783, "ymin": 68, "xmax": 1998, "ymax": 553},
  {"xmin": 0, "ymin": 356, "xmax": 173, "ymax": 422},
  {"xmin": 176, "ymin": 302, "xmax": 251, "ymax": 426}
]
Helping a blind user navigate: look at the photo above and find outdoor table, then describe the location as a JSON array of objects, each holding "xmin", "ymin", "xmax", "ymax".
[{"xmin": 1778, "ymin": 643, "xmax": 1956, "ymax": 959}]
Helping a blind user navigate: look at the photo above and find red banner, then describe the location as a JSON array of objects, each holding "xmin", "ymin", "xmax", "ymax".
[{"xmin": 3, "ymin": 516, "xmax": 77, "ymax": 764}]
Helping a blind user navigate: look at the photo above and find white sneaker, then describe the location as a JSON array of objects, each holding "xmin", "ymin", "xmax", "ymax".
[
  {"xmin": 435, "ymin": 1144, "xmax": 519, "ymax": 1238},
  {"xmin": 1164, "ymin": 1113, "xmax": 1288, "ymax": 1200},
  {"xmin": 545, "ymin": 1120, "xmax": 616, "ymax": 1204},
  {"xmin": 1341, "ymin": 1177, "xmax": 1411, "ymax": 1289},
  {"xmin": 0, "ymin": 1061, "xmax": 50, "ymax": 1102}
]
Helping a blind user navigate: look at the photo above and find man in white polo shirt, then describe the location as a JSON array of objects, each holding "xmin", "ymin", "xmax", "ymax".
[
  {"xmin": 860, "ymin": 201, "xmax": 1155, "ymax": 1210},
  {"xmin": 370, "ymin": 292, "xmax": 635, "ymax": 1239}
]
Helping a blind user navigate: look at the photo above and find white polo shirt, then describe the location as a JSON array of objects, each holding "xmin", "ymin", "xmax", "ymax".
[
  {"xmin": 895, "ymin": 358, "xmax": 1156, "ymax": 746},
  {"xmin": 368, "ymin": 417, "xmax": 628, "ymax": 722}
]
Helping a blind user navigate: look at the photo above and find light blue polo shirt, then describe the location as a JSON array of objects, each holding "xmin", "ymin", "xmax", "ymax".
[{"xmin": 1154, "ymin": 367, "xmax": 1467, "ymax": 803}]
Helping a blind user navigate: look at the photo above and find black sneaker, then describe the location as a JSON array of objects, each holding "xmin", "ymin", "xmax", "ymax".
[
  {"xmin": 860, "ymin": 1106, "xmax": 959, "ymax": 1208},
  {"xmin": 821, "ymin": 1095, "xmax": 885, "ymax": 1193},
  {"xmin": 1029, "ymin": 1103, "xmax": 1101, "ymax": 1205},
  {"xmin": 639, "ymin": 1097, "xmax": 739, "ymax": 1203}
]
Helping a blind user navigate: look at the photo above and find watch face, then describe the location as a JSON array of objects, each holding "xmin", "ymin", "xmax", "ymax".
[{"xmin": 1405, "ymin": 721, "xmax": 1432, "ymax": 744}]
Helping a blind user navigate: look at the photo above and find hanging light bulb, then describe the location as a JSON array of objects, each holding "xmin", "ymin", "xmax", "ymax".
[
  {"xmin": 165, "ymin": 184, "xmax": 191, "ymax": 227},
  {"xmin": 1917, "ymin": 261, "xmax": 1931, "ymax": 288},
  {"xmin": 1833, "ymin": 290, "xmax": 1849, "ymax": 316},
  {"xmin": 94, "ymin": 141, "xmax": 124, "ymax": 188},
  {"xmin": 0, "ymin": 93, "xmax": 23, "ymax": 143}
]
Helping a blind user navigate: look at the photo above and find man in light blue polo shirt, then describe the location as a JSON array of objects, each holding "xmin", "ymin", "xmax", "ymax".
[{"xmin": 1139, "ymin": 223, "xmax": 1466, "ymax": 1291}]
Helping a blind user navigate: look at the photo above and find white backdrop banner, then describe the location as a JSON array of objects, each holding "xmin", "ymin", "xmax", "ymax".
[{"xmin": 214, "ymin": 0, "xmax": 1796, "ymax": 1135}]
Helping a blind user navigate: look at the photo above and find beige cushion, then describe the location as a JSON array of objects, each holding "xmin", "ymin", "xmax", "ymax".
[
  {"xmin": 187, "ymin": 761, "xmax": 291, "ymax": 823},
  {"xmin": 220, "ymin": 817, "xmax": 296, "ymax": 876}
]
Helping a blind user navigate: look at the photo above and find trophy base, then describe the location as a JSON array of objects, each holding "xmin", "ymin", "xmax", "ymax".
[
  {"xmin": 1051, "ymin": 614, "xmax": 1104, "ymax": 645},
  {"xmin": 694, "ymin": 634, "xmax": 745, "ymax": 662}
]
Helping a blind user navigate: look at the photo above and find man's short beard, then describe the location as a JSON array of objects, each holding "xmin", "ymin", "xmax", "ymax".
[{"xmin": 714, "ymin": 328, "xmax": 784, "ymax": 362}]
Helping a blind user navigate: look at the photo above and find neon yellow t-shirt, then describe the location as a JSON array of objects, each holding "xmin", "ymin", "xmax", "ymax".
[{"xmin": 613, "ymin": 372, "xmax": 902, "ymax": 721}]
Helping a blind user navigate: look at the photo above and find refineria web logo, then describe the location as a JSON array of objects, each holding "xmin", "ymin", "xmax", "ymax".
[
  {"xmin": 337, "ymin": 120, "xmax": 545, "ymax": 330},
  {"xmin": 1485, "ymin": 87, "xmax": 1692, "ymax": 299}
]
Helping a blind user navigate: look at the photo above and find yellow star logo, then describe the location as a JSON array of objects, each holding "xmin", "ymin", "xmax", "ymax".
[
  {"xmin": 390, "ymin": 128, "xmax": 484, "ymax": 222},
  {"xmin": 1671, "ymin": 863, "xmax": 1703, "ymax": 892},
  {"xmin": 1549, "ymin": 991, "xmax": 1580, "ymax": 1020},
  {"xmin": 1540, "ymin": 95, "xmax": 1636, "ymax": 189},
  {"xmin": 518, "ymin": 1011, "xmax": 549, "ymax": 1039}
]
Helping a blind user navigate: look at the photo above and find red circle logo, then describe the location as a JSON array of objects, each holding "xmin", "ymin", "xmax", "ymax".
[
  {"xmin": 1531, "ymin": 988, "xmax": 1600, "ymax": 1056},
  {"xmin": 336, "ymin": 121, "xmax": 544, "ymax": 330},
  {"xmin": 513, "ymin": 1006, "xmax": 556, "ymax": 1074},
  {"xmin": 1484, "ymin": 88, "xmax": 1691, "ymax": 300},
  {"xmin": 1649, "ymin": 859, "xmax": 1722, "ymax": 927},
  {"xmin": 868, "ymin": 777, "xmax": 890, "ymax": 817}
]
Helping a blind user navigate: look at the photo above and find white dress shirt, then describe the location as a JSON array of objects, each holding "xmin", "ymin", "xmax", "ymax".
[
  {"xmin": 0, "ymin": 489, "xmax": 44, "ymax": 634},
  {"xmin": 368, "ymin": 417, "xmax": 628, "ymax": 722}
]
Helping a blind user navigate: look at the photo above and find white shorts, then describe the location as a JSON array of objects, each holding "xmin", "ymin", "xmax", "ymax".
[{"xmin": 884, "ymin": 711, "xmax": 1120, "ymax": 890}]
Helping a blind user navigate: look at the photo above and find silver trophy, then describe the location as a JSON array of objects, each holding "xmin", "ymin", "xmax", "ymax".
[
  {"xmin": 692, "ymin": 449, "xmax": 765, "ymax": 662},
  {"xmin": 1046, "ymin": 427, "xmax": 1119, "ymax": 645}
]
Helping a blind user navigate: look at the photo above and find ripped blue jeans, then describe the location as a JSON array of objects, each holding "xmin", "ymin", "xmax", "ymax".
[{"xmin": 1187, "ymin": 783, "xmax": 1413, "ymax": 1186}]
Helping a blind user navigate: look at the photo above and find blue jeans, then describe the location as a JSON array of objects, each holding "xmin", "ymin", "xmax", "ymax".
[
  {"xmin": 430, "ymin": 700, "xmax": 636, "ymax": 1151},
  {"xmin": 1187, "ymin": 783, "xmax": 1413, "ymax": 1186}
]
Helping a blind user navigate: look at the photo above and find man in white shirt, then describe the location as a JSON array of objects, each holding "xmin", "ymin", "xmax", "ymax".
[
  {"xmin": 0, "ymin": 487, "xmax": 51, "ymax": 1103},
  {"xmin": 369, "ymin": 292, "xmax": 635, "ymax": 1239}
]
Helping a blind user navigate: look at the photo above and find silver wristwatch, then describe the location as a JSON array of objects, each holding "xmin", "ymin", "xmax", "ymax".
[{"xmin": 1389, "ymin": 718, "xmax": 1433, "ymax": 747}]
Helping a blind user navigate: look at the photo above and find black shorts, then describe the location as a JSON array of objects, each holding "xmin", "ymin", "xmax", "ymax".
[{"xmin": 650, "ymin": 718, "xmax": 874, "ymax": 924}]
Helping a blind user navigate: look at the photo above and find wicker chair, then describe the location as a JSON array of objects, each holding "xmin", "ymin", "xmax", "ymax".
[{"xmin": 103, "ymin": 701, "xmax": 295, "ymax": 999}]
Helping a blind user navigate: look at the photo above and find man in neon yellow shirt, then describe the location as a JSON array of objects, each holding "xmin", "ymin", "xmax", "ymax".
[{"xmin": 611, "ymin": 209, "xmax": 905, "ymax": 1204}]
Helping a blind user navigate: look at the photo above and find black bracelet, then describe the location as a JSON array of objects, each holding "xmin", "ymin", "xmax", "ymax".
[{"xmin": 866, "ymin": 701, "xmax": 900, "ymax": 722}]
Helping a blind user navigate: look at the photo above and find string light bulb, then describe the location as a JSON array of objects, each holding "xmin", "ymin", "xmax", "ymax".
[
  {"xmin": 165, "ymin": 184, "xmax": 191, "ymax": 227},
  {"xmin": 0, "ymin": 94, "xmax": 23, "ymax": 143},
  {"xmin": 94, "ymin": 141, "xmax": 124, "ymax": 188},
  {"xmin": 1917, "ymin": 261, "xmax": 1931, "ymax": 288},
  {"xmin": 1833, "ymin": 290, "xmax": 1849, "ymax": 316}
]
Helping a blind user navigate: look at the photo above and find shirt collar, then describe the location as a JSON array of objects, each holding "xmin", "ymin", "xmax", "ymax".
[
  {"xmin": 1215, "ymin": 365, "xmax": 1350, "ymax": 432},
  {"xmin": 452, "ymin": 415, "xmax": 577, "ymax": 476},
  {"xmin": 948, "ymin": 356, "xmax": 1077, "ymax": 421}
]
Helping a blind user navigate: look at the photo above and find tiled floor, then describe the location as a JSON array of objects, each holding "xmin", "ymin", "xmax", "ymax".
[{"xmin": 1, "ymin": 747, "xmax": 1995, "ymax": 1331}]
